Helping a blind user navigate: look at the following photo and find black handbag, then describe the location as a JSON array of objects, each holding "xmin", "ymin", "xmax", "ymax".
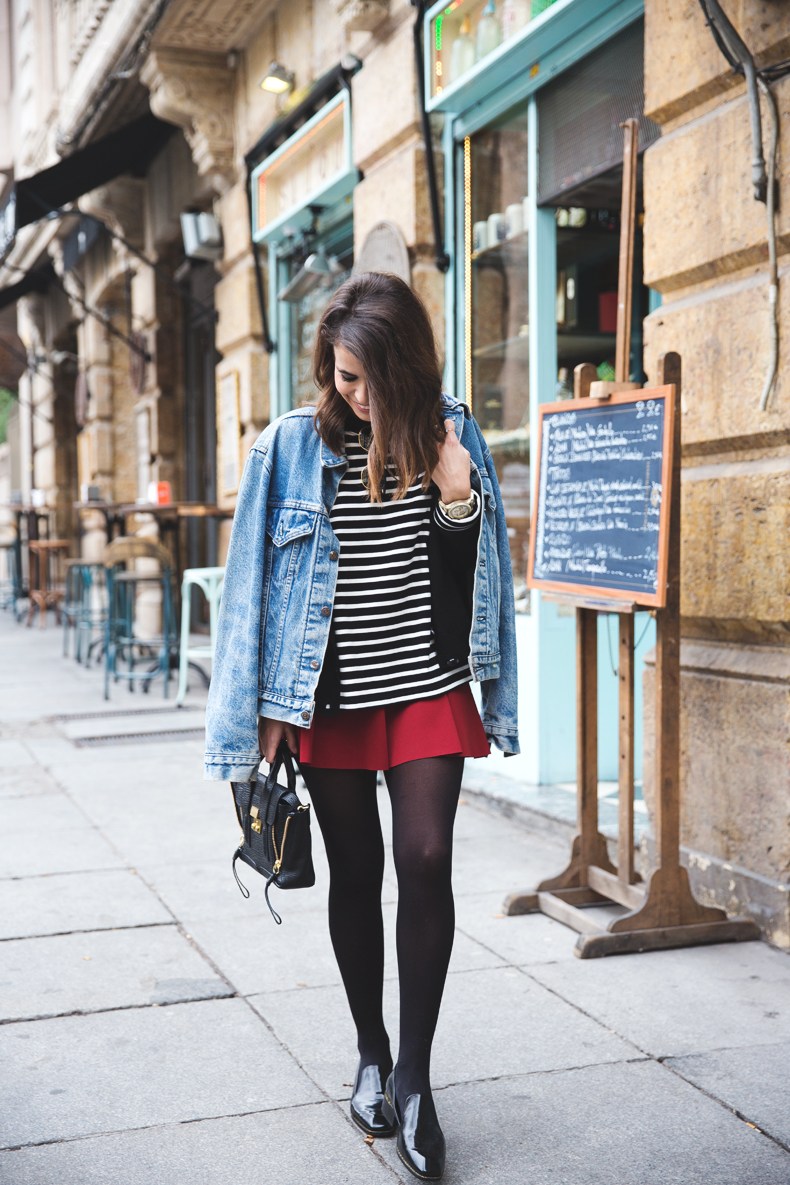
[{"xmin": 230, "ymin": 742, "xmax": 315, "ymax": 924}]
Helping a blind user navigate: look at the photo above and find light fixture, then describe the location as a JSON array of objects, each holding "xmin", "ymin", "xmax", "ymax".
[
  {"xmin": 277, "ymin": 248, "xmax": 338, "ymax": 304},
  {"xmin": 260, "ymin": 61, "xmax": 295, "ymax": 94}
]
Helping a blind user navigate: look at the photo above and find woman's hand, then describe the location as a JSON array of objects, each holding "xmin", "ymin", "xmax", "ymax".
[
  {"xmin": 258, "ymin": 716, "xmax": 301, "ymax": 765},
  {"xmin": 431, "ymin": 419, "xmax": 472, "ymax": 503}
]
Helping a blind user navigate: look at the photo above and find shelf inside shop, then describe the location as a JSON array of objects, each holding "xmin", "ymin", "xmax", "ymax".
[
  {"xmin": 473, "ymin": 334, "xmax": 529, "ymax": 361},
  {"xmin": 472, "ymin": 230, "xmax": 529, "ymax": 265},
  {"xmin": 556, "ymin": 331, "xmax": 616, "ymax": 363},
  {"xmin": 481, "ymin": 426, "xmax": 530, "ymax": 457}
]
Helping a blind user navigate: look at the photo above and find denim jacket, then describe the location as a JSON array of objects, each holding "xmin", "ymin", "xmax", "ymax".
[{"xmin": 204, "ymin": 394, "xmax": 519, "ymax": 781}]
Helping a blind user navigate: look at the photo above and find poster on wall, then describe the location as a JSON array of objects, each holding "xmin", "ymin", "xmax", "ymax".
[{"xmin": 218, "ymin": 371, "xmax": 242, "ymax": 496}]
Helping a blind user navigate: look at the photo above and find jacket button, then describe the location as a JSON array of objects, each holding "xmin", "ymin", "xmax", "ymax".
[
  {"xmin": 321, "ymin": 606, "xmax": 331, "ymax": 616},
  {"xmin": 310, "ymin": 660, "xmax": 320, "ymax": 670},
  {"xmin": 301, "ymin": 710, "xmax": 310, "ymax": 721},
  {"xmin": 329, "ymin": 550, "xmax": 338, "ymax": 561}
]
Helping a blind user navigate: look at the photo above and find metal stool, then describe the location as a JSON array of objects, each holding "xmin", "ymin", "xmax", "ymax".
[
  {"xmin": 103, "ymin": 536, "xmax": 174, "ymax": 700},
  {"xmin": 176, "ymin": 566, "xmax": 225, "ymax": 705},
  {"xmin": 0, "ymin": 535, "xmax": 18, "ymax": 613},
  {"xmin": 63, "ymin": 561, "xmax": 106, "ymax": 663}
]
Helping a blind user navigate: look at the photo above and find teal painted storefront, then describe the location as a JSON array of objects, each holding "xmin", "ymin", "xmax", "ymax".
[{"xmin": 428, "ymin": 0, "xmax": 655, "ymax": 786}]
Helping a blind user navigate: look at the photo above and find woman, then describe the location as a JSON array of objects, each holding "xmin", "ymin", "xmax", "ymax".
[{"xmin": 205, "ymin": 273, "xmax": 518, "ymax": 1181}]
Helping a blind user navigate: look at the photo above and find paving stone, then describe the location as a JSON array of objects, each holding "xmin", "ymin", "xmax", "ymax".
[
  {"xmin": 49, "ymin": 758, "xmax": 237, "ymax": 866},
  {"xmin": 0, "ymin": 793, "xmax": 89, "ymax": 834},
  {"xmin": 0, "ymin": 765, "xmax": 61, "ymax": 798},
  {"xmin": 251, "ymin": 963, "xmax": 635, "ymax": 1101},
  {"xmin": 373, "ymin": 1061, "xmax": 790, "ymax": 1185},
  {"xmin": 0, "ymin": 997, "xmax": 321, "ymax": 1147},
  {"xmin": 137, "ymin": 850, "xmax": 339, "ymax": 923},
  {"xmin": 0, "ymin": 823, "xmax": 123, "ymax": 878},
  {"xmin": 529, "ymin": 940, "xmax": 790, "ymax": 1057},
  {"xmin": 0, "ymin": 926, "xmax": 231, "ymax": 1020},
  {"xmin": 0, "ymin": 1102, "xmax": 403, "ymax": 1185},
  {"xmin": 0, "ymin": 868, "xmax": 171, "ymax": 939},
  {"xmin": 186, "ymin": 901, "xmax": 503, "ymax": 997},
  {"xmin": 0, "ymin": 740, "xmax": 36, "ymax": 767},
  {"xmin": 454, "ymin": 890, "xmax": 579, "ymax": 965},
  {"xmin": 667, "ymin": 1041, "xmax": 790, "ymax": 1148},
  {"xmin": 452, "ymin": 831, "xmax": 559, "ymax": 901}
]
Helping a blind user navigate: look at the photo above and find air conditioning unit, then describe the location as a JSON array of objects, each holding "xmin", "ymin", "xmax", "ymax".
[{"xmin": 180, "ymin": 212, "xmax": 223, "ymax": 261}]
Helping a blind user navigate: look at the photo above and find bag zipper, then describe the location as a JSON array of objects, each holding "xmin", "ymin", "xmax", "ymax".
[{"xmin": 272, "ymin": 804, "xmax": 309, "ymax": 874}]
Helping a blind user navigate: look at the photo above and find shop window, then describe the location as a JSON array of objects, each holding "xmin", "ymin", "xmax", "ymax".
[
  {"xmin": 430, "ymin": 0, "xmax": 561, "ymax": 100},
  {"xmin": 462, "ymin": 107, "xmax": 530, "ymax": 610},
  {"xmin": 539, "ymin": 19, "xmax": 657, "ymax": 385},
  {"xmin": 278, "ymin": 205, "xmax": 354, "ymax": 410}
]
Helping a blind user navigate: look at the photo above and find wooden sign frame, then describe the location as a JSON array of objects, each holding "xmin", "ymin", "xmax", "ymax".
[{"xmin": 527, "ymin": 385, "xmax": 676, "ymax": 609}]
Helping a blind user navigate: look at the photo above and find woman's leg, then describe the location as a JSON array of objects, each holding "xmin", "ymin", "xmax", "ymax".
[
  {"xmin": 384, "ymin": 754, "xmax": 464, "ymax": 1103},
  {"xmin": 302, "ymin": 765, "xmax": 392, "ymax": 1072}
]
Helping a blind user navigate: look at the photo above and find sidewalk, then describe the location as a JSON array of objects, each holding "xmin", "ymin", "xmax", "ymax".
[{"xmin": 1, "ymin": 611, "xmax": 790, "ymax": 1184}]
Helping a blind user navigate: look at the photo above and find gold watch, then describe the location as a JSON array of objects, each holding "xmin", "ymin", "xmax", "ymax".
[{"xmin": 439, "ymin": 492, "xmax": 477, "ymax": 520}]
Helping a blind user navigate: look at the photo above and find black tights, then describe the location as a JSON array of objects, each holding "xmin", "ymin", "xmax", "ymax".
[{"xmin": 302, "ymin": 755, "xmax": 463, "ymax": 1103}]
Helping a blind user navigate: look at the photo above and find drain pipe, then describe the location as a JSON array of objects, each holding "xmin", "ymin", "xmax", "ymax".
[
  {"xmin": 702, "ymin": 0, "xmax": 767, "ymax": 201},
  {"xmin": 758, "ymin": 77, "xmax": 779, "ymax": 411},
  {"xmin": 698, "ymin": 0, "xmax": 783, "ymax": 408},
  {"xmin": 412, "ymin": 1, "xmax": 450, "ymax": 273}
]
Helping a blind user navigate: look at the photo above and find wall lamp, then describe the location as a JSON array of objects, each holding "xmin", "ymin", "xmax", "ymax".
[{"xmin": 260, "ymin": 61, "xmax": 295, "ymax": 94}]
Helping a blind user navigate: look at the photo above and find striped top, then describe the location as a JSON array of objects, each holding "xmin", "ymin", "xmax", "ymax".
[{"xmin": 330, "ymin": 421, "xmax": 481, "ymax": 711}]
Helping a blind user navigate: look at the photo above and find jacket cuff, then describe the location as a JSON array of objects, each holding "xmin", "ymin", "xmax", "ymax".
[{"xmin": 204, "ymin": 754, "xmax": 261, "ymax": 782}]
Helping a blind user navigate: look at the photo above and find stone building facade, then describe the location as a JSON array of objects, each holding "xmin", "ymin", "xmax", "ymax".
[
  {"xmin": 1, "ymin": 0, "xmax": 789, "ymax": 940},
  {"xmin": 641, "ymin": 0, "xmax": 790, "ymax": 942}
]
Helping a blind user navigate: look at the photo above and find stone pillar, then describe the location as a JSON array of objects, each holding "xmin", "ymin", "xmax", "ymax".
[{"xmin": 642, "ymin": 1, "xmax": 790, "ymax": 937}]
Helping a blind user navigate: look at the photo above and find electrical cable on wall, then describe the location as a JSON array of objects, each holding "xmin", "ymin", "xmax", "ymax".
[{"xmin": 697, "ymin": 0, "xmax": 788, "ymax": 409}]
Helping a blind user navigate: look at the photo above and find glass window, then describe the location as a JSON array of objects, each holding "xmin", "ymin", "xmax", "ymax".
[
  {"xmin": 462, "ymin": 106, "xmax": 530, "ymax": 611},
  {"xmin": 277, "ymin": 205, "xmax": 354, "ymax": 410},
  {"xmin": 430, "ymin": 0, "xmax": 561, "ymax": 100}
]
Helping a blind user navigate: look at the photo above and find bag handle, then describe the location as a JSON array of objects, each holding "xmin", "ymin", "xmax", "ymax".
[{"xmin": 263, "ymin": 739, "xmax": 298, "ymax": 794}]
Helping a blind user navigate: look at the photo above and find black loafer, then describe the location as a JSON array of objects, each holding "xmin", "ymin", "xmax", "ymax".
[
  {"xmin": 382, "ymin": 1069, "xmax": 446, "ymax": 1180},
  {"xmin": 350, "ymin": 1062, "xmax": 397, "ymax": 1137}
]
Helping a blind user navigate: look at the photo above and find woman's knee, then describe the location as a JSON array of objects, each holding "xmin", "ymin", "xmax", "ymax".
[{"xmin": 394, "ymin": 838, "xmax": 453, "ymax": 888}]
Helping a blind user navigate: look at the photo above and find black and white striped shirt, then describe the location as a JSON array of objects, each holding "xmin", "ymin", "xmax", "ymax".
[{"xmin": 330, "ymin": 424, "xmax": 481, "ymax": 710}]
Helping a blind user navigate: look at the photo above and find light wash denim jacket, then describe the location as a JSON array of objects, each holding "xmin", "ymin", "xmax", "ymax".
[{"xmin": 204, "ymin": 394, "xmax": 519, "ymax": 781}]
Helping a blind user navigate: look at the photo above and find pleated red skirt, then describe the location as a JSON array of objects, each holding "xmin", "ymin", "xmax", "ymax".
[{"xmin": 299, "ymin": 682, "xmax": 490, "ymax": 770}]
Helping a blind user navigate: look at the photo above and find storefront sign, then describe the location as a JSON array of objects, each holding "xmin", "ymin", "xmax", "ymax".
[{"xmin": 251, "ymin": 91, "xmax": 358, "ymax": 245}]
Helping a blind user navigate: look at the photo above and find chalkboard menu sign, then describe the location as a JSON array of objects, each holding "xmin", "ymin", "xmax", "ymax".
[{"xmin": 527, "ymin": 385, "xmax": 676, "ymax": 607}]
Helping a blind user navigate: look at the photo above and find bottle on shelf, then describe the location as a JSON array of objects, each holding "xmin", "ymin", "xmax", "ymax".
[
  {"xmin": 555, "ymin": 367, "xmax": 574, "ymax": 400},
  {"xmin": 449, "ymin": 15, "xmax": 476, "ymax": 84},
  {"xmin": 476, "ymin": 0, "xmax": 502, "ymax": 62},
  {"xmin": 501, "ymin": 0, "xmax": 532, "ymax": 40}
]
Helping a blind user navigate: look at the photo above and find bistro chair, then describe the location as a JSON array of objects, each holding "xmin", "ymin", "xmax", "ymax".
[
  {"xmin": 176, "ymin": 566, "xmax": 225, "ymax": 705},
  {"xmin": 26, "ymin": 540, "xmax": 69, "ymax": 627},
  {"xmin": 102, "ymin": 536, "xmax": 174, "ymax": 700}
]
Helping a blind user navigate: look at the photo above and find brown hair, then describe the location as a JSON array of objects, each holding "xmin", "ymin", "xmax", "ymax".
[{"xmin": 312, "ymin": 272, "xmax": 445, "ymax": 501}]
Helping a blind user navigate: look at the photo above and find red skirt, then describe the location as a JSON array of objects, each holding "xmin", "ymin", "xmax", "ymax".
[{"xmin": 299, "ymin": 682, "xmax": 490, "ymax": 770}]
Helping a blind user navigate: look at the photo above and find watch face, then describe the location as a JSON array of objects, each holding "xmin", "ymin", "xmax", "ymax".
[{"xmin": 449, "ymin": 503, "xmax": 471, "ymax": 519}]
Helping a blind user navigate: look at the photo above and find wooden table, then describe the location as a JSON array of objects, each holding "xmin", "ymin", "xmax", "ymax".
[{"xmin": 115, "ymin": 503, "xmax": 234, "ymax": 589}]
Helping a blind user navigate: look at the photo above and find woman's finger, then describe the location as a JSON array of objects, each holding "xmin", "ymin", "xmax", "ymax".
[{"xmin": 444, "ymin": 419, "xmax": 456, "ymax": 436}]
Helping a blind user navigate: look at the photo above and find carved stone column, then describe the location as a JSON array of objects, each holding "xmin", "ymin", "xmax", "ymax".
[{"xmin": 141, "ymin": 48, "xmax": 236, "ymax": 194}]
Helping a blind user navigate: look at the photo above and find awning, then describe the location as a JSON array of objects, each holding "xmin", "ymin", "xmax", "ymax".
[{"xmin": 1, "ymin": 113, "xmax": 175, "ymax": 256}]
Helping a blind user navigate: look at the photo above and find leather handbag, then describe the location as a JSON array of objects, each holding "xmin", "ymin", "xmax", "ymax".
[{"xmin": 231, "ymin": 742, "xmax": 314, "ymax": 923}]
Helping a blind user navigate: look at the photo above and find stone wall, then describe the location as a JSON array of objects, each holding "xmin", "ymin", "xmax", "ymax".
[{"xmin": 642, "ymin": 1, "xmax": 790, "ymax": 934}]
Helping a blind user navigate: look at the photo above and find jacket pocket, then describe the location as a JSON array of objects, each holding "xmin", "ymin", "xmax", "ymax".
[{"xmin": 266, "ymin": 506, "xmax": 319, "ymax": 547}]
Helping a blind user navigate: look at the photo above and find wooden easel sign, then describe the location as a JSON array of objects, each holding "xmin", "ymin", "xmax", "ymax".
[{"xmin": 528, "ymin": 387, "xmax": 676, "ymax": 609}]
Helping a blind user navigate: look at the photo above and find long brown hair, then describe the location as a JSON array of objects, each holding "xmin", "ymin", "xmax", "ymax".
[{"xmin": 312, "ymin": 272, "xmax": 445, "ymax": 502}]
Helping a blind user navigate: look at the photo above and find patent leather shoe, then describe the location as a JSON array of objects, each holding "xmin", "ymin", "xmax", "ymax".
[
  {"xmin": 350, "ymin": 1062, "xmax": 397, "ymax": 1137},
  {"xmin": 382, "ymin": 1069, "xmax": 446, "ymax": 1180}
]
